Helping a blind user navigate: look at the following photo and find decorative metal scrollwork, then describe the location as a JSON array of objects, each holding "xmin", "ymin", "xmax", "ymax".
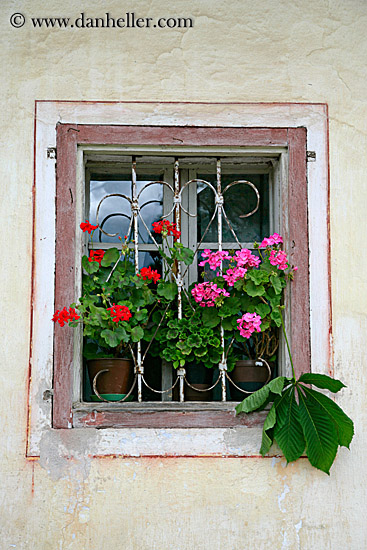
[{"xmin": 90, "ymin": 157, "xmax": 266, "ymax": 403}]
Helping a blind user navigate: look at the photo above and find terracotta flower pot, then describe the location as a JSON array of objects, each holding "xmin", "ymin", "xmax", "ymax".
[
  {"xmin": 183, "ymin": 383, "xmax": 213, "ymax": 401},
  {"xmin": 87, "ymin": 358, "xmax": 134, "ymax": 399},
  {"xmin": 229, "ymin": 359, "xmax": 271, "ymax": 400}
]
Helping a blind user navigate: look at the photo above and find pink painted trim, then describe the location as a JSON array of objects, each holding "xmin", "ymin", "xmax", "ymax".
[
  {"xmin": 53, "ymin": 124, "xmax": 78, "ymax": 428},
  {"xmin": 287, "ymin": 128, "xmax": 311, "ymax": 377},
  {"xmin": 53, "ymin": 123, "xmax": 311, "ymax": 429},
  {"xmin": 68, "ymin": 124, "xmax": 289, "ymax": 146}
]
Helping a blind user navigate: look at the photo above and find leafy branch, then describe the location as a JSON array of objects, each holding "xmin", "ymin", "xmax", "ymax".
[{"xmin": 235, "ymin": 308, "xmax": 354, "ymax": 474}]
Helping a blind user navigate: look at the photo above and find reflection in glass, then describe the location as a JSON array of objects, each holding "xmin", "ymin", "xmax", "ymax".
[
  {"xmin": 89, "ymin": 174, "xmax": 163, "ymax": 243},
  {"xmin": 138, "ymin": 251, "xmax": 162, "ymax": 273},
  {"xmin": 197, "ymin": 174, "xmax": 269, "ymax": 244}
]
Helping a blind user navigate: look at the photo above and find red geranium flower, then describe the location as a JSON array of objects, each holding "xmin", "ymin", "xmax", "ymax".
[
  {"xmin": 139, "ymin": 266, "xmax": 161, "ymax": 284},
  {"xmin": 52, "ymin": 307, "xmax": 80, "ymax": 327},
  {"xmin": 88, "ymin": 249, "xmax": 105, "ymax": 266},
  {"xmin": 80, "ymin": 220, "xmax": 98, "ymax": 234},
  {"xmin": 152, "ymin": 220, "xmax": 181, "ymax": 240},
  {"xmin": 107, "ymin": 304, "xmax": 132, "ymax": 323}
]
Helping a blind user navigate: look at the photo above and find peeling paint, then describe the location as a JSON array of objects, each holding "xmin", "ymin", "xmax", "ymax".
[
  {"xmin": 295, "ymin": 520, "xmax": 303, "ymax": 547},
  {"xmin": 38, "ymin": 428, "xmax": 99, "ymax": 481},
  {"xmin": 278, "ymin": 484, "xmax": 290, "ymax": 513}
]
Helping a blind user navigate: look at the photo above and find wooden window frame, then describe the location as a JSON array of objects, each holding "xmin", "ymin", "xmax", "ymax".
[{"xmin": 53, "ymin": 124, "xmax": 310, "ymax": 430}]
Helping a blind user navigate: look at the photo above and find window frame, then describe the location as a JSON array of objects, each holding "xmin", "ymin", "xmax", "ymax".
[{"xmin": 53, "ymin": 124, "xmax": 310, "ymax": 429}]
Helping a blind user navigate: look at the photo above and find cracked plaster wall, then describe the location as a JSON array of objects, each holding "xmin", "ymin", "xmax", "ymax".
[{"xmin": 1, "ymin": 0, "xmax": 367, "ymax": 548}]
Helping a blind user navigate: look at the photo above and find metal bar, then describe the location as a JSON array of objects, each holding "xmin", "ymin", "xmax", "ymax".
[
  {"xmin": 174, "ymin": 160, "xmax": 185, "ymax": 401},
  {"xmin": 174, "ymin": 159, "xmax": 182, "ymax": 322},
  {"xmin": 216, "ymin": 159, "xmax": 227, "ymax": 402},
  {"xmin": 132, "ymin": 157, "xmax": 143, "ymax": 402},
  {"xmin": 177, "ymin": 368, "xmax": 185, "ymax": 402}
]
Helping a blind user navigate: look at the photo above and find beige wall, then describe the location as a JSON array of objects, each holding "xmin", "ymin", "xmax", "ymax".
[{"xmin": 1, "ymin": 0, "xmax": 366, "ymax": 548}]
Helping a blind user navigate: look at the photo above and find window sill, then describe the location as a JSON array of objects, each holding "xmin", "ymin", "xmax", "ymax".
[{"xmin": 72, "ymin": 401, "xmax": 268, "ymax": 429}]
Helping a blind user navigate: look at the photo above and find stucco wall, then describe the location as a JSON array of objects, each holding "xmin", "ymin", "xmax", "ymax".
[{"xmin": 1, "ymin": 0, "xmax": 367, "ymax": 548}]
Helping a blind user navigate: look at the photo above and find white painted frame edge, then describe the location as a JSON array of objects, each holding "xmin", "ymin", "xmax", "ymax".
[{"xmin": 28, "ymin": 101, "xmax": 329, "ymax": 458}]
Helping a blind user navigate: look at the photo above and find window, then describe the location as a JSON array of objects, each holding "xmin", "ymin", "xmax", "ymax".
[
  {"xmin": 28, "ymin": 102, "xmax": 329, "ymax": 458},
  {"xmin": 85, "ymin": 155, "xmax": 274, "ymax": 404},
  {"xmin": 53, "ymin": 125, "xmax": 310, "ymax": 429}
]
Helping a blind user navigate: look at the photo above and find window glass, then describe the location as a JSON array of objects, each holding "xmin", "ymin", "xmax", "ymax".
[
  {"xmin": 89, "ymin": 173, "xmax": 163, "ymax": 244},
  {"xmin": 197, "ymin": 173, "xmax": 270, "ymax": 244}
]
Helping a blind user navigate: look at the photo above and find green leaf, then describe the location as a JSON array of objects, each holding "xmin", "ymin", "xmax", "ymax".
[
  {"xmin": 270, "ymin": 275, "xmax": 282, "ymax": 295},
  {"xmin": 221, "ymin": 317, "xmax": 234, "ymax": 330},
  {"xmin": 270, "ymin": 309, "xmax": 282, "ymax": 327},
  {"xmin": 267, "ymin": 376, "xmax": 288, "ymax": 395},
  {"xmin": 157, "ymin": 282, "xmax": 178, "ymax": 301},
  {"xmin": 82, "ymin": 255, "xmax": 99, "ymax": 274},
  {"xmin": 235, "ymin": 376, "xmax": 287, "ymax": 414},
  {"xmin": 245, "ymin": 280, "xmax": 265, "ymax": 297},
  {"xmin": 101, "ymin": 248, "xmax": 120, "ymax": 267},
  {"xmin": 174, "ymin": 246, "xmax": 194, "ymax": 266},
  {"xmin": 255, "ymin": 303, "xmax": 271, "ymax": 318},
  {"xmin": 100, "ymin": 329, "xmax": 121, "ymax": 348},
  {"xmin": 274, "ymin": 387, "xmax": 306, "ymax": 463},
  {"xmin": 265, "ymin": 288, "xmax": 282, "ymax": 307},
  {"xmin": 187, "ymin": 335, "xmax": 202, "ymax": 348},
  {"xmin": 201, "ymin": 307, "xmax": 221, "ymax": 328},
  {"xmin": 297, "ymin": 386, "xmax": 339, "ymax": 474},
  {"xmin": 260, "ymin": 401, "xmax": 278, "ymax": 456},
  {"xmin": 83, "ymin": 342, "xmax": 101, "ymax": 360},
  {"xmin": 218, "ymin": 295, "xmax": 241, "ymax": 318},
  {"xmin": 301, "ymin": 387, "xmax": 354, "ymax": 449},
  {"xmin": 176, "ymin": 340, "xmax": 191, "ymax": 355},
  {"xmin": 248, "ymin": 270, "xmax": 269, "ymax": 286},
  {"xmin": 131, "ymin": 326, "xmax": 144, "ymax": 342},
  {"xmin": 166, "ymin": 329, "xmax": 179, "ymax": 340},
  {"xmin": 239, "ymin": 294, "xmax": 252, "ymax": 310},
  {"xmin": 130, "ymin": 289, "xmax": 146, "ymax": 308},
  {"xmin": 298, "ymin": 373, "xmax": 346, "ymax": 393},
  {"xmin": 134, "ymin": 309, "xmax": 148, "ymax": 322}
]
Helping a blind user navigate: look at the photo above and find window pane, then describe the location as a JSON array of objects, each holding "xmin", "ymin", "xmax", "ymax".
[
  {"xmin": 197, "ymin": 173, "xmax": 269, "ymax": 244},
  {"xmin": 138, "ymin": 181, "xmax": 163, "ymax": 244},
  {"xmin": 89, "ymin": 173, "xmax": 163, "ymax": 243}
]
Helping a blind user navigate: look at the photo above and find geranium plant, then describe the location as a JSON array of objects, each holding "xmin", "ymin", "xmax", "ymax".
[
  {"xmin": 150, "ymin": 309, "xmax": 236, "ymax": 371},
  {"xmin": 52, "ymin": 221, "xmax": 176, "ymax": 360},
  {"xmin": 190, "ymin": 233, "xmax": 297, "ymax": 367}
]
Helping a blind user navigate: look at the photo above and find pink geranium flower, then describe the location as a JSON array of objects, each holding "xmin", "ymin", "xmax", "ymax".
[
  {"xmin": 260, "ymin": 233, "xmax": 283, "ymax": 248},
  {"xmin": 223, "ymin": 266, "xmax": 247, "ymax": 286},
  {"xmin": 237, "ymin": 312, "xmax": 262, "ymax": 339},
  {"xmin": 233, "ymin": 249, "xmax": 261, "ymax": 268},
  {"xmin": 199, "ymin": 249, "xmax": 232, "ymax": 271},
  {"xmin": 191, "ymin": 282, "xmax": 230, "ymax": 307},
  {"xmin": 269, "ymin": 249, "xmax": 289, "ymax": 270}
]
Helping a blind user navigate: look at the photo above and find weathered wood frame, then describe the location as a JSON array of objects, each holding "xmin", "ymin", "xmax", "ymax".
[{"xmin": 53, "ymin": 125, "xmax": 309, "ymax": 429}]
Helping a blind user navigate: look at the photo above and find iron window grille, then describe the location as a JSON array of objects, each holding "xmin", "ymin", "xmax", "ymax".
[{"xmin": 83, "ymin": 153, "xmax": 279, "ymax": 403}]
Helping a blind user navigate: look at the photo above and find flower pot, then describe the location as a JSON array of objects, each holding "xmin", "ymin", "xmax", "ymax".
[
  {"xmin": 173, "ymin": 364, "xmax": 213, "ymax": 401},
  {"xmin": 229, "ymin": 359, "xmax": 271, "ymax": 400},
  {"xmin": 183, "ymin": 383, "xmax": 213, "ymax": 401},
  {"xmin": 90, "ymin": 393, "xmax": 134, "ymax": 402},
  {"xmin": 87, "ymin": 358, "xmax": 134, "ymax": 401}
]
